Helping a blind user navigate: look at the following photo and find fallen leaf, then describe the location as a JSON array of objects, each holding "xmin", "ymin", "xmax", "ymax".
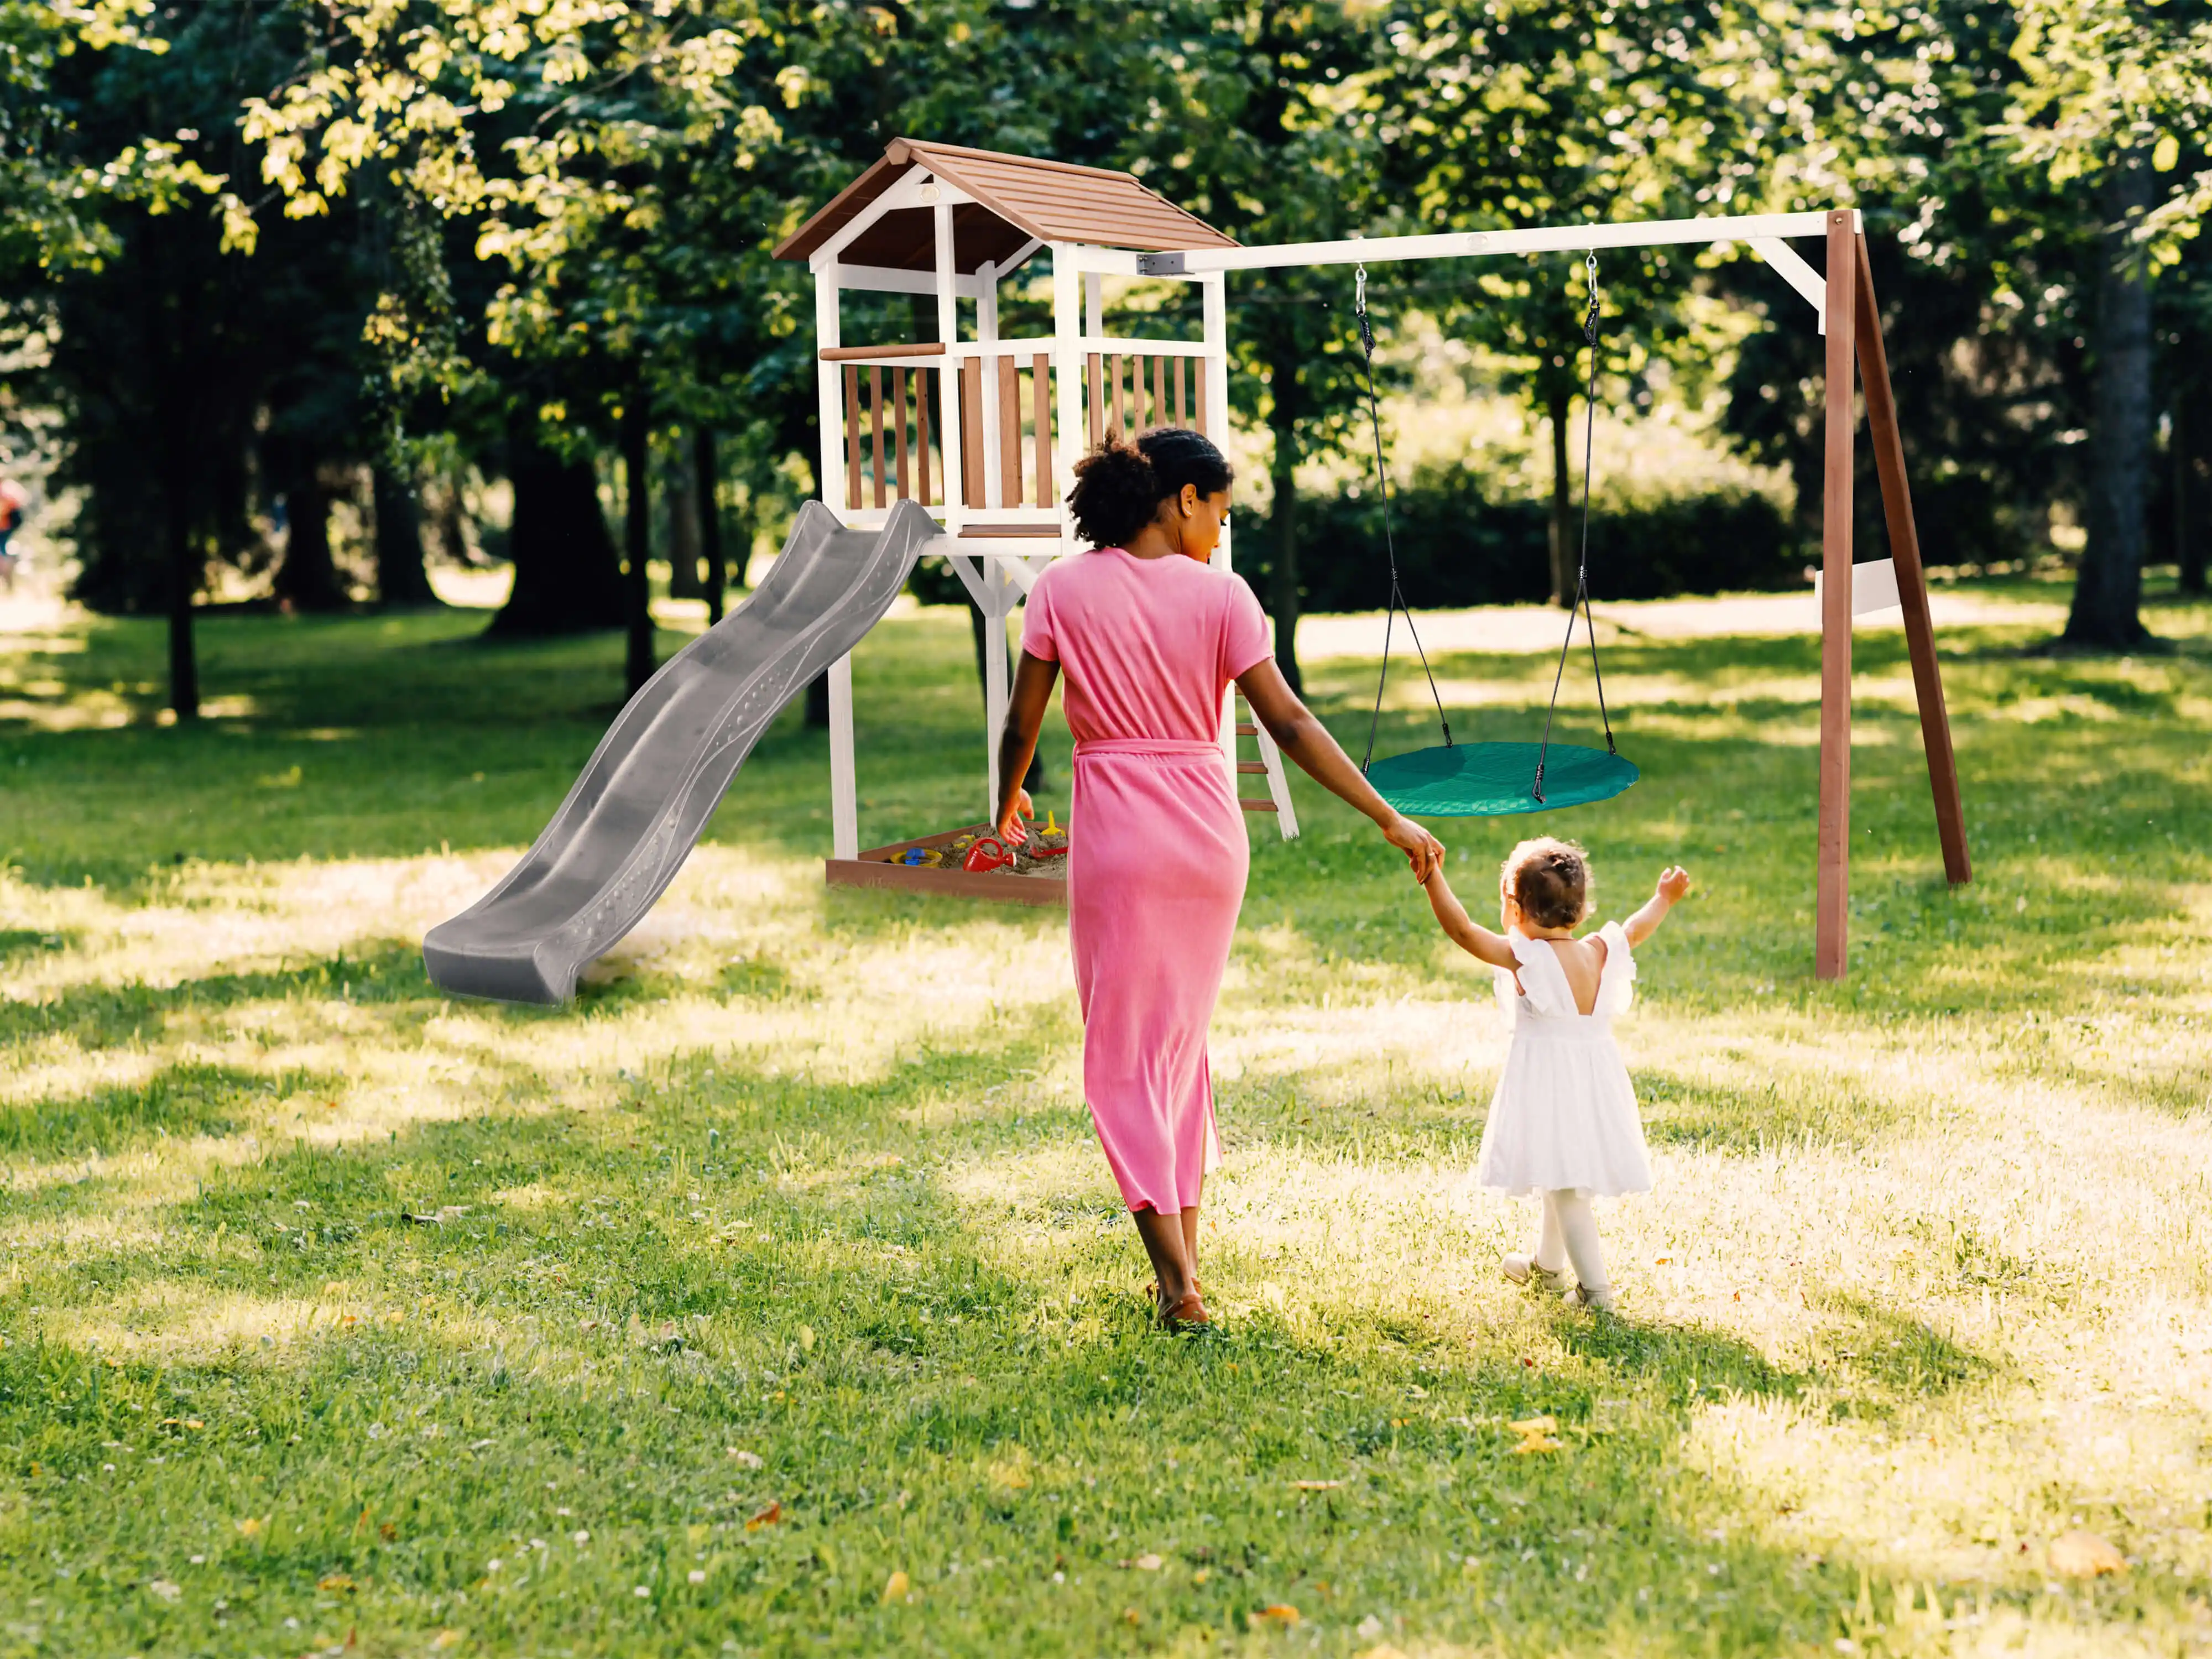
[
  {"xmin": 1290, "ymin": 1480, "xmax": 1342, "ymax": 1491},
  {"xmin": 1121, "ymin": 1608, "xmax": 1140, "ymax": 1625},
  {"xmin": 236, "ymin": 1517, "xmax": 264, "ymax": 1538},
  {"xmin": 148, "ymin": 1579, "xmax": 181, "ymax": 1601},
  {"xmin": 184, "ymin": 1418, "xmax": 203, "ymax": 1430},
  {"xmin": 727, "ymin": 1448, "xmax": 764, "ymax": 1469},
  {"xmin": 1133, "ymin": 1554, "xmax": 1163, "ymax": 1571},
  {"xmin": 746, "ymin": 1501, "xmax": 783, "ymax": 1531},
  {"xmin": 319, "ymin": 1573, "xmax": 357, "ymax": 1592},
  {"xmin": 2049, "ymin": 1530, "xmax": 2126, "ymax": 1578},
  {"xmin": 797, "ymin": 1325, "xmax": 816, "ymax": 1351},
  {"xmin": 1192, "ymin": 1568, "xmax": 1212, "ymax": 1585},
  {"xmin": 1508, "ymin": 1416, "xmax": 1558, "ymax": 1437},
  {"xmin": 1512, "ymin": 1436, "xmax": 1563, "ymax": 1455},
  {"xmin": 881, "ymin": 1569, "xmax": 910, "ymax": 1604},
  {"xmin": 430, "ymin": 1633, "xmax": 462, "ymax": 1651},
  {"xmin": 379, "ymin": 1523, "xmax": 398, "ymax": 1542},
  {"xmin": 1251, "ymin": 1604, "xmax": 1301, "ymax": 1627}
]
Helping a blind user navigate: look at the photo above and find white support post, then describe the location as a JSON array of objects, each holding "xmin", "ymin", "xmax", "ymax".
[
  {"xmin": 815, "ymin": 267, "xmax": 843, "ymax": 515},
  {"xmin": 1201, "ymin": 271, "xmax": 1239, "ymax": 800},
  {"xmin": 1084, "ymin": 270, "xmax": 1103, "ymax": 338},
  {"xmin": 829, "ymin": 653, "xmax": 858, "ymax": 860},
  {"xmin": 983, "ymin": 568, "xmax": 1010, "ymax": 820},
  {"xmin": 1052, "ymin": 245, "xmax": 1083, "ymax": 544},
  {"xmin": 933, "ymin": 195, "xmax": 963, "ymax": 528},
  {"xmin": 978, "ymin": 259, "xmax": 1003, "ymax": 509}
]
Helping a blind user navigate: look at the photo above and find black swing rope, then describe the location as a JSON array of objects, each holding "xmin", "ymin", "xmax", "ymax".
[
  {"xmin": 1532, "ymin": 251, "xmax": 1619, "ymax": 804},
  {"xmin": 1354, "ymin": 263, "xmax": 1452, "ymax": 774}
]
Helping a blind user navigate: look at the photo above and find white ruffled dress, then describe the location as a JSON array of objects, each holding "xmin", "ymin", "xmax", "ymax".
[{"xmin": 1474, "ymin": 922, "xmax": 1653, "ymax": 1198}]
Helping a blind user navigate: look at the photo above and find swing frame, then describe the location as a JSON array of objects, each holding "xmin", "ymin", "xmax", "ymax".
[{"xmin": 1143, "ymin": 207, "xmax": 1973, "ymax": 982}]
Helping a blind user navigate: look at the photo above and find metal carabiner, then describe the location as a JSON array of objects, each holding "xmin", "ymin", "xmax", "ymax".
[{"xmin": 1354, "ymin": 263, "xmax": 1368, "ymax": 317}]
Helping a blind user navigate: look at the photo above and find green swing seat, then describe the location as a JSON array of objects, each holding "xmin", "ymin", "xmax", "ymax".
[
  {"xmin": 1350, "ymin": 253, "xmax": 1635, "ymax": 821},
  {"xmin": 1365, "ymin": 740, "xmax": 1638, "ymax": 819}
]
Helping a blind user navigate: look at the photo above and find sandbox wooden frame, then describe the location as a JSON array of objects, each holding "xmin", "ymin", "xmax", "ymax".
[{"xmin": 825, "ymin": 823, "xmax": 1068, "ymax": 909}]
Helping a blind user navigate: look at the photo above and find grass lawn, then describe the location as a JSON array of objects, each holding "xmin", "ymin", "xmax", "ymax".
[{"xmin": 1, "ymin": 576, "xmax": 2209, "ymax": 1658}]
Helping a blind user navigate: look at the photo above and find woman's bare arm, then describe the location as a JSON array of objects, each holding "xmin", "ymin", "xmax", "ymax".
[
  {"xmin": 1235, "ymin": 657, "xmax": 1443, "ymax": 881},
  {"xmin": 994, "ymin": 649, "xmax": 1061, "ymax": 842},
  {"xmin": 1421, "ymin": 866, "xmax": 1519, "ymax": 968}
]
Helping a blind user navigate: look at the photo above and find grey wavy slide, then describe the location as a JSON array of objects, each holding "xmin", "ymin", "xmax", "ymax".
[{"xmin": 423, "ymin": 498, "xmax": 941, "ymax": 1005}]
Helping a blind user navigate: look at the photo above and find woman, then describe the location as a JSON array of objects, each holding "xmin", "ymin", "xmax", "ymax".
[{"xmin": 995, "ymin": 428, "xmax": 1445, "ymax": 1329}]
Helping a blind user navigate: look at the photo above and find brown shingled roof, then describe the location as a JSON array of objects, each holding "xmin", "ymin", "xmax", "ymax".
[{"xmin": 773, "ymin": 139, "xmax": 1236, "ymax": 273}]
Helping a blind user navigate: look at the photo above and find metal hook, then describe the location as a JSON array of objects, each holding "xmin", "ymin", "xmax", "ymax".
[{"xmin": 1354, "ymin": 263, "xmax": 1368, "ymax": 316}]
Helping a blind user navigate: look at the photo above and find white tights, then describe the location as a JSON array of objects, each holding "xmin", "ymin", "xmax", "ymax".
[{"xmin": 1533, "ymin": 1189, "xmax": 1609, "ymax": 1296}]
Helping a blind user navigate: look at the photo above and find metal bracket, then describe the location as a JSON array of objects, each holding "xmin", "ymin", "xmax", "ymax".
[{"xmin": 1134, "ymin": 250, "xmax": 1187, "ymax": 276}]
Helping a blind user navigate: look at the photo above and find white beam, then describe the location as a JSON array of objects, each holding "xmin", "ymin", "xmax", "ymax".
[
  {"xmin": 809, "ymin": 170, "xmax": 974, "ymax": 270},
  {"xmin": 814, "ymin": 268, "xmax": 843, "ymax": 513},
  {"xmin": 828, "ymin": 653, "xmax": 858, "ymax": 860},
  {"xmin": 1138, "ymin": 210, "xmax": 1858, "ymax": 276},
  {"xmin": 831, "ymin": 263, "xmax": 994, "ymax": 300},
  {"xmin": 934, "ymin": 198, "xmax": 964, "ymax": 532},
  {"xmin": 1749, "ymin": 236, "xmax": 1828, "ymax": 332}
]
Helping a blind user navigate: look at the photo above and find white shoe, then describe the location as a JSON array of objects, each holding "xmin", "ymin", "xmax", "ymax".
[
  {"xmin": 1502, "ymin": 1253, "xmax": 1573, "ymax": 1292},
  {"xmin": 1564, "ymin": 1282, "xmax": 1617, "ymax": 1313}
]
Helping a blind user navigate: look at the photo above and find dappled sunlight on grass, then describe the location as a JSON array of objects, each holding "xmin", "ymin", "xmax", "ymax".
[{"xmin": 1, "ymin": 585, "xmax": 2207, "ymax": 1655}]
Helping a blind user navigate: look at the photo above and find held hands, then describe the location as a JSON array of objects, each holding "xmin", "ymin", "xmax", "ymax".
[
  {"xmin": 996, "ymin": 788, "xmax": 1035, "ymax": 847},
  {"xmin": 1655, "ymin": 865, "xmax": 1692, "ymax": 905},
  {"xmin": 1381, "ymin": 813, "xmax": 1446, "ymax": 883}
]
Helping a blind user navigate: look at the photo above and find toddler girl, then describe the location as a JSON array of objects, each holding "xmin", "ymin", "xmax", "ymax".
[{"xmin": 1421, "ymin": 838, "xmax": 1690, "ymax": 1311}]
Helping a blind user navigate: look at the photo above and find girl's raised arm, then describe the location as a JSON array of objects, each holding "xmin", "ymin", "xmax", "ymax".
[
  {"xmin": 1422, "ymin": 866, "xmax": 1519, "ymax": 969},
  {"xmin": 1623, "ymin": 865, "xmax": 1693, "ymax": 947}
]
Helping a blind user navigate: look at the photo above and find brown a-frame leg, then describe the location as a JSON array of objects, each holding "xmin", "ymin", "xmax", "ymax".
[{"xmin": 1814, "ymin": 211, "xmax": 1973, "ymax": 982}]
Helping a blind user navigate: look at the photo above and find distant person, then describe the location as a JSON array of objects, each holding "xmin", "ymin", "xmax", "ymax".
[
  {"xmin": 1420, "ymin": 838, "xmax": 1691, "ymax": 1312},
  {"xmin": 0, "ymin": 478, "xmax": 26, "ymax": 593}
]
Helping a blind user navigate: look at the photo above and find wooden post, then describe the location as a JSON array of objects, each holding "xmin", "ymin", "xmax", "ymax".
[
  {"xmin": 1817, "ymin": 209, "xmax": 1857, "ymax": 980},
  {"xmin": 1854, "ymin": 233, "xmax": 1971, "ymax": 887}
]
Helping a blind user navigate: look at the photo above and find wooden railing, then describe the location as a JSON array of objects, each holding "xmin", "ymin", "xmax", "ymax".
[
  {"xmin": 1085, "ymin": 350, "xmax": 1209, "ymax": 446},
  {"xmin": 828, "ymin": 340, "xmax": 1212, "ymax": 521}
]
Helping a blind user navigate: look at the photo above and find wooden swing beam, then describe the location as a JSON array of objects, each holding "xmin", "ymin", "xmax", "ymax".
[{"xmin": 1151, "ymin": 206, "xmax": 1971, "ymax": 980}]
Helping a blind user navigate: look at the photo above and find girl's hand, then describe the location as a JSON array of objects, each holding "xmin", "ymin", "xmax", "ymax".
[
  {"xmin": 1381, "ymin": 813, "xmax": 1444, "ymax": 882},
  {"xmin": 997, "ymin": 789, "xmax": 1035, "ymax": 846},
  {"xmin": 1656, "ymin": 865, "xmax": 1692, "ymax": 904}
]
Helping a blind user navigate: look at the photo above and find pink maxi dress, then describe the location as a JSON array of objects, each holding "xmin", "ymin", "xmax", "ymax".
[{"xmin": 1019, "ymin": 548, "xmax": 1273, "ymax": 1214}]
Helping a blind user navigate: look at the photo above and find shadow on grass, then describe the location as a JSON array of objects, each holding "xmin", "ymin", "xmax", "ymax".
[
  {"xmin": 0, "ymin": 1060, "xmax": 338, "ymax": 1160},
  {"xmin": 0, "ymin": 940, "xmax": 434, "ymax": 1052},
  {"xmin": 1637, "ymin": 1067, "xmax": 1907, "ymax": 1156}
]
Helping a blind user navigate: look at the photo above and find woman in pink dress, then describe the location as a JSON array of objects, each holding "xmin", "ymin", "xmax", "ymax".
[{"xmin": 994, "ymin": 430, "xmax": 1444, "ymax": 1329}]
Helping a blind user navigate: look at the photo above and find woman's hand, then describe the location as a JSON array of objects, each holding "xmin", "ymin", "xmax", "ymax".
[
  {"xmin": 1380, "ymin": 813, "xmax": 1444, "ymax": 883},
  {"xmin": 997, "ymin": 788, "xmax": 1035, "ymax": 847}
]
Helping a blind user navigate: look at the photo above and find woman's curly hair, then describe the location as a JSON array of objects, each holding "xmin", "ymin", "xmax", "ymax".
[
  {"xmin": 1066, "ymin": 427, "xmax": 1234, "ymax": 549},
  {"xmin": 1501, "ymin": 837, "xmax": 1592, "ymax": 931}
]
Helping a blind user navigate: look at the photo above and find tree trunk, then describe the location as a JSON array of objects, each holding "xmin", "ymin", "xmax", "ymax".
[
  {"xmin": 165, "ymin": 455, "xmax": 199, "ymax": 720},
  {"xmin": 623, "ymin": 389, "xmax": 655, "ymax": 696},
  {"xmin": 1267, "ymin": 340, "xmax": 1303, "ymax": 694},
  {"xmin": 274, "ymin": 472, "xmax": 347, "ymax": 611},
  {"xmin": 489, "ymin": 419, "xmax": 624, "ymax": 636},
  {"xmin": 373, "ymin": 465, "xmax": 441, "ymax": 607},
  {"xmin": 1547, "ymin": 382, "xmax": 1574, "ymax": 609},
  {"xmin": 696, "ymin": 426, "xmax": 724, "ymax": 624},
  {"xmin": 666, "ymin": 428, "xmax": 704, "ymax": 599},
  {"xmin": 2178, "ymin": 390, "xmax": 2208, "ymax": 597},
  {"xmin": 2064, "ymin": 157, "xmax": 2156, "ymax": 649}
]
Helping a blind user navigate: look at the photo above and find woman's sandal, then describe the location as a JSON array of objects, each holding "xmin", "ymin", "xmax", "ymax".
[{"xmin": 1158, "ymin": 1290, "xmax": 1212, "ymax": 1332}]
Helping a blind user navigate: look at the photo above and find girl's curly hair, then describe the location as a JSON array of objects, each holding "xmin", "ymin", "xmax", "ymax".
[
  {"xmin": 1066, "ymin": 427, "xmax": 1234, "ymax": 549},
  {"xmin": 1501, "ymin": 837, "xmax": 1592, "ymax": 931}
]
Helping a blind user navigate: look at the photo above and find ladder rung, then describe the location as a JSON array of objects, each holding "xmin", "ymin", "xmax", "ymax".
[
  {"xmin": 1235, "ymin": 723, "xmax": 1258, "ymax": 737},
  {"xmin": 1235, "ymin": 761, "xmax": 1267, "ymax": 773},
  {"xmin": 1240, "ymin": 798, "xmax": 1279, "ymax": 812}
]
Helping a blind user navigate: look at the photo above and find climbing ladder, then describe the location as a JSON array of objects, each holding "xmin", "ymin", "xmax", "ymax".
[{"xmin": 1231, "ymin": 690, "xmax": 1299, "ymax": 836}]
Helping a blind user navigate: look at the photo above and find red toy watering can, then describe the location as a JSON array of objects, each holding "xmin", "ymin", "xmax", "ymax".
[{"xmin": 962, "ymin": 836, "xmax": 1014, "ymax": 874}]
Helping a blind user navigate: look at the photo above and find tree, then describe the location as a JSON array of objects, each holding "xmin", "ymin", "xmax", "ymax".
[{"xmin": 2005, "ymin": 0, "xmax": 2212, "ymax": 645}]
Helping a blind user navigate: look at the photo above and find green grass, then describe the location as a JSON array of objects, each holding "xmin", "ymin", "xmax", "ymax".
[{"xmin": 1, "ymin": 577, "xmax": 2209, "ymax": 1657}]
